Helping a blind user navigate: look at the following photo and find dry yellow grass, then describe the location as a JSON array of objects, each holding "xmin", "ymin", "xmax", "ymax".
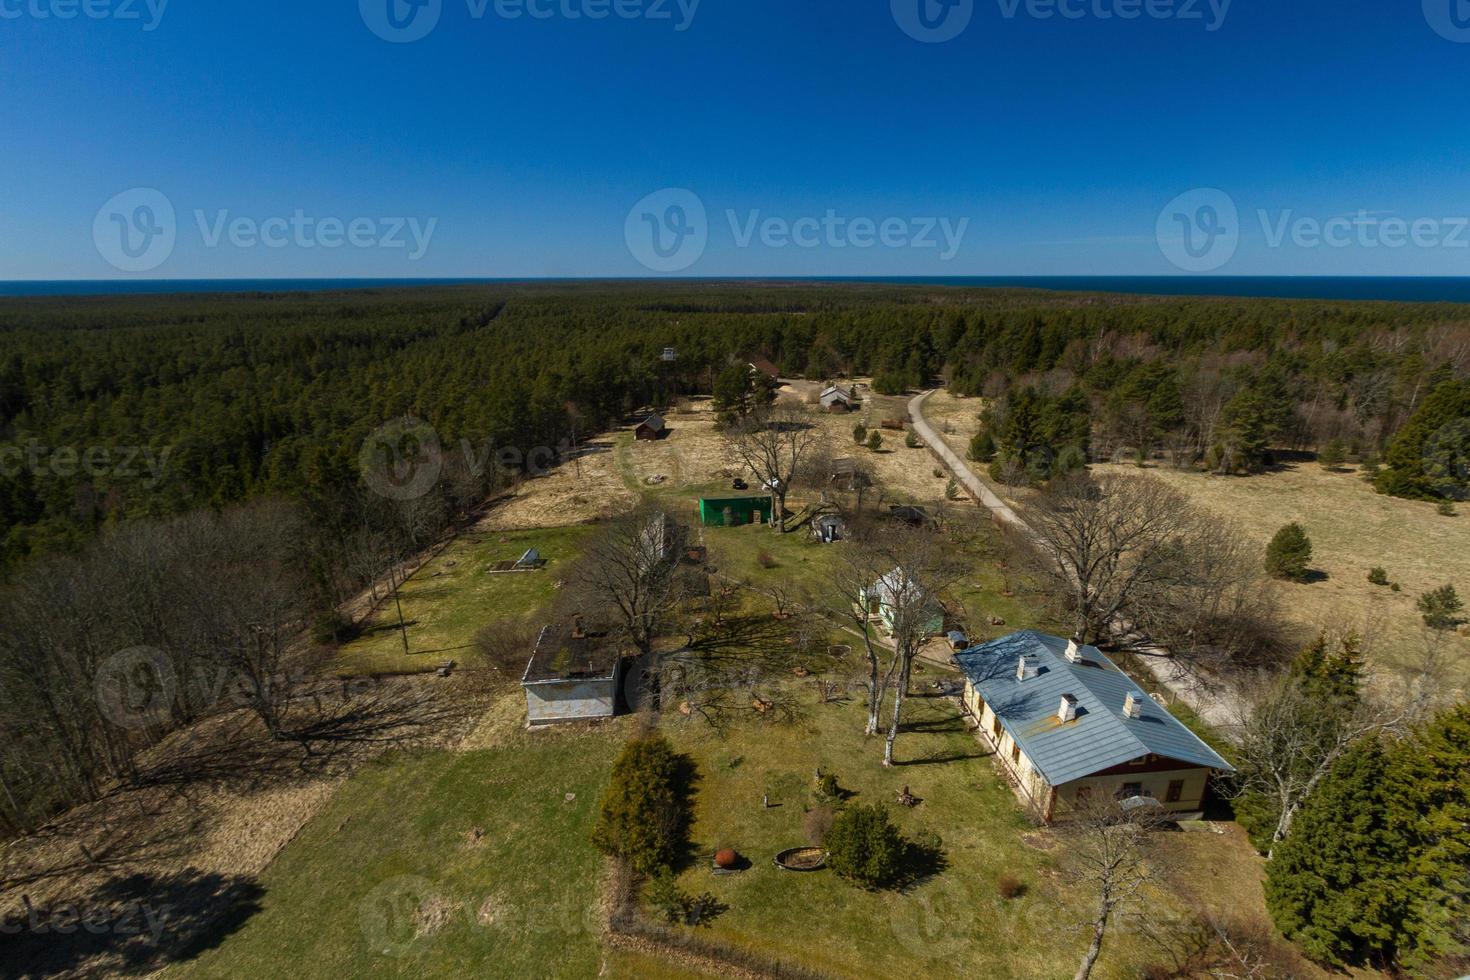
[{"xmin": 1095, "ymin": 461, "xmax": 1470, "ymax": 692}]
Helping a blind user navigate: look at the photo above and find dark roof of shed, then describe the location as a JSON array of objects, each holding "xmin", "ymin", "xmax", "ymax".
[
  {"xmin": 955, "ymin": 631, "xmax": 1234, "ymax": 785},
  {"xmin": 637, "ymin": 414, "xmax": 666, "ymax": 432},
  {"xmin": 522, "ymin": 624, "xmax": 620, "ymax": 685}
]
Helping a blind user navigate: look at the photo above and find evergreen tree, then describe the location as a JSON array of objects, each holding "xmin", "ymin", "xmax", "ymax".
[
  {"xmin": 1377, "ymin": 379, "xmax": 1470, "ymax": 500},
  {"xmin": 1417, "ymin": 584, "xmax": 1465, "ymax": 631},
  {"xmin": 1388, "ymin": 705, "xmax": 1470, "ymax": 973},
  {"xmin": 592, "ymin": 735, "xmax": 695, "ymax": 875},
  {"xmin": 1265, "ymin": 738, "xmax": 1407, "ymax": 968},
  {"xmin": 1265, "ymin": 523, "xmax": 1313, "ymax": 582},
  {"xmin": 825, "ymin": 803, "xmax": 906, "ymax": 889},
  {"xmin": 967, "ymin": 429, "xmax": 996, "ymax": 462}
]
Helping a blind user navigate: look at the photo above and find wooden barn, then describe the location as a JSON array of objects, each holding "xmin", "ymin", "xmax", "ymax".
[{"xmin": 634, "ymin": 414, "xmax": 667, "ymax": 441}]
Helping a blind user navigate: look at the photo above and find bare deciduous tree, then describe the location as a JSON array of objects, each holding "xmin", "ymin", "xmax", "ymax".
[
  {"xmin": 566, "ymin": 506, "xmax": 686, "ymax": 656},
  {"xmin": 1226, "ymin": 674, "xmax": 1398, "ymax": 851},
  {"xmin": 1061, "ymin": 798, "xmax": 1166, "ymax": 980},
  {"xmin": 724, "ymin": 404, "xmax": 819, "ymax": 532},
  {"xmin": 1026, "ymin": 471, "xmax": 1199, "ymax": 647}
]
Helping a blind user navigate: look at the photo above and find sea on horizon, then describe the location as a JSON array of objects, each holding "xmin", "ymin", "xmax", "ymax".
[{"xmin": 5, "ymin": 276, "xmax": 1470, "ymax": 303}]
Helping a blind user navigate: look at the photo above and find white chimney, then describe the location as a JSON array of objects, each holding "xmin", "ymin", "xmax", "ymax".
[
  {"xmin": 1058, "ymin": 694, "xmax": 1078, "ymax": 723},
  {"xmin": 1122, "ymin": 692, "xmax": 1143, "ymax": 719},
  {"xmin": 1016, "ymin": 657, "xmax": 1039, "ymax": 682},
  {"xmin": 1065, "ymin": 639, "xmax": 1082, "ymax": 663}
]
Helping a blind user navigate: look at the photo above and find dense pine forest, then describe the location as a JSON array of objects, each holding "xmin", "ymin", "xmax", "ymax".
[{"xmin": 1, "ymin": 281, "xmax": 1467, "ymax": 568}]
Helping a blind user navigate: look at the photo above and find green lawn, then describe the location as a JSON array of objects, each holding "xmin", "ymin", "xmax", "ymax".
[
  {"xmin": 169, "ymin": 719, "xmax": 627, "ymax": 980},
  {"xmin": 657, "ymin": 690, "xmax": 1165, "ymax": 979},
  {"xmin": 707, "ymin": 520, "xmax": 1061, "ymax": 645},
  {"xmin": 334, "ymin": 525, "xmax": 593, "ymax": 676}
]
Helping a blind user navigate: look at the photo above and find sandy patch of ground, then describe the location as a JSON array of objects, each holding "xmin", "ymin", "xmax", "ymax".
[
  {"xmin": 1094, "ymin": 461, "xmax": 1470, "ymax": 691},
  {"xmin": 480, "ymin": 436, "xmax": 635, "ymax": 531}
]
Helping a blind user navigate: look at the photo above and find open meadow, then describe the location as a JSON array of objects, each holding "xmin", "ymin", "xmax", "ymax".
[{"xmin": 1094, "ymin": 460, "xmax": 1470, "ymax": 692}]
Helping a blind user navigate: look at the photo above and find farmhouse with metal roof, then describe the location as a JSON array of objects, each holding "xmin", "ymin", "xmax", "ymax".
[{"xmin": 955, "ymin": 631, "xmax": 1234, "ymax": 822}]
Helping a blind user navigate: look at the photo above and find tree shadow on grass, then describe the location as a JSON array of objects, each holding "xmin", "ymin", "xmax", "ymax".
[{"xmin": 0, "ymin": 869, "xmax": 264, "ymax": 978}]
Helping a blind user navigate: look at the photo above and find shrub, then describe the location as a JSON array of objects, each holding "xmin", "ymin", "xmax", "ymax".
[
  {"xmin": 1438, "ymin": 499, "xmax": 1457, "ymax": 516},
  {"xmin": 1368, "ymin": 567, "xmax": 1389, "ymax": 587},
  {"xmin": 1265, "ymin": 523, "xmax": 1313, "ymax": 582},
  {"xmin": 1391, "ymin": 582, "xmax": 1402, "ymax": 592},
  {"xmin": 904, "ymin": 431, "xmax": 921, "ymax": 449},
  {"xmin": 945, "ymin": 478, "xmax": 961, "ymax": 501},
  {"xmin": 756, "ymin": 550, "xmax": 777, "ymax": 569},
  {"xmin": 592, "ymin": 735, "xmax": 695, "ymax": 875},
  {"xmin": 1418, "ymin": 584, "xmax": 1465, "ymax": 631},
  {"xmin": 997, "ymin": 873, "xmax": 1025, "ymax": 899},
  {"xmin": 804, "ymin": 805, "xmax": 835, "ymax": 845},
  {"xmin": 866, "ymin": 431, "xmax": 883, "ymax": 452},
  {"xmin": 968, "ymin": 430, "xmax": 996, "ymax": 463},
  {"xmin": 826, "ymin": 803, "xmax": 906, "ymax": 889},
  {"xmin": 852, "ymin": 422, "xmax": 867, "ymax": 445},
  {"xmin": 816, "ymin": 771, "xmax": 842, "ymax": 801}
]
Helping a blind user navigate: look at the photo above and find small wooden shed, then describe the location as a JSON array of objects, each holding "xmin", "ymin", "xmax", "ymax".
[{"xmin": 635, "ymin": 414, "xmax": 667, "ymax": 441}]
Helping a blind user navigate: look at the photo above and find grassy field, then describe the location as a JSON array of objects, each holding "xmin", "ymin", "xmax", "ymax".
[
  {"xmin": 168, "ymin": 711, "xmax": 634, "ymax": 980},
  {"xmin": 1094, "ymin": 460, "xmax": 1470, "ymax": 691},
  {"xmin": 658, "ymin": 686, "xmax": 1280, "ymax": 979},
  {"xmin": 333, "ymin": 524, "xmax": 594, "ymax": 676}
]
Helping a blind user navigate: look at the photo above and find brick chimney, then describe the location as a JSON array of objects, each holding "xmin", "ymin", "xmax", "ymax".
[
  {"xmin": 1016, "ymin": 657, "xmax": 1039, "ymax": 682},
  {"xmin": 1122, "ymin": 692, "xmax": 1143, "ymax": 719},
  {"xmin": 1065, "ymin": 639, "xmax": 1083, "ymax": 664}
]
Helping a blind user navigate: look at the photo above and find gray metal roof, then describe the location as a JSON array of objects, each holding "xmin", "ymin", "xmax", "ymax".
[{"xmin": 955, "ymin": 631, "xmax": 1233, "ymax": 786}]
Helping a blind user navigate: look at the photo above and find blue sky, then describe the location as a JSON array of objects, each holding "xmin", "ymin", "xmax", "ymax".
[{"xmin": 2, "ymin": 0, "xmax": 1469, "ymax": 279}]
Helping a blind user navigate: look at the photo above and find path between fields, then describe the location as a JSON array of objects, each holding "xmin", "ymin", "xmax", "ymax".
[{"xmin": 908, "ymin": 389, "xmax": 1242, "ymax": 730}]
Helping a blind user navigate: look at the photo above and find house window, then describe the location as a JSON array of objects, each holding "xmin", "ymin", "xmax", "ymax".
[
  {"xmin": 992, "ymin": 716, "xmax": 1003, "ymax": 740},
  {"xmin": 1166, "ymin": 780, "xmax": 1185, "ymax": 804},
  {"xmin": 1075, "ymin": 786, "xmax": 1092, "ymax": 804},
  {"xmin": 1010, "ymin": 744, "xmax": 1022, "ymax": 766},
  {"xmin": 1120, "ymin": 782, "xmax": 1144, "ymax": 798}
]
